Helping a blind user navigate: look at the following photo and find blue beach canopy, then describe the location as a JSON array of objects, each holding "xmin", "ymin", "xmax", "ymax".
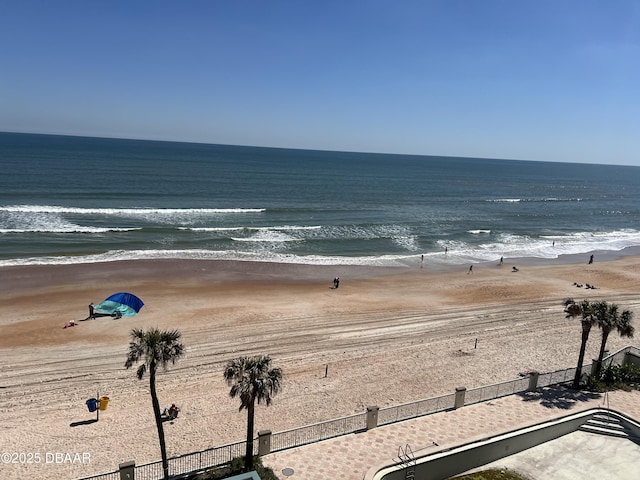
[{"xmin": 95, "ymin": 292, "xmax": 144, "ymax": 317}]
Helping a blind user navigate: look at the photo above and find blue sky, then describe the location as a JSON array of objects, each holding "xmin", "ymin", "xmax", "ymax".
[{"xmin": 1, "ymin": 1, "xmax": 639, "ymax": 165}]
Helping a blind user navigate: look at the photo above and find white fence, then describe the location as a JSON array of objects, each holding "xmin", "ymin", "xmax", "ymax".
[{"xmin": 77, "ymin": 346, "xmax": 637, "ymax": 480}]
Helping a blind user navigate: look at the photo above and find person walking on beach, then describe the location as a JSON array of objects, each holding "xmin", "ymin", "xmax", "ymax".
[
  {"xmin": 421, "ymin": 254, "xmax": 424, "ymax": 268},
  {"xmin": 467, "ymin": 265, "xmax": 473, "ymax": 274},
  {"xmin": 334, "ymin": 277, "xmax": 340, "ymax": 289},
  {"xmin": 589, "ymin": 254, "xmax": 594, "ymax": 264},
  {"xmin": 499, "ymin": 256, "xmax": 503, "ymax": 265}
]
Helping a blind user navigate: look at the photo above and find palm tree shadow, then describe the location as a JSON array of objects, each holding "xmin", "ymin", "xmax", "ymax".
[
  {"xmin": 517, "ymin": 387, "xmax": 601, "ymax": 409},
  {"xmin": 70, "ymin": 418, "xmax": 98, "ymax": 427}
]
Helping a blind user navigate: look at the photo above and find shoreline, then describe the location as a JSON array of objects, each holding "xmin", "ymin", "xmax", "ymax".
[
  {"xmin": 1, "ymin": 254, "xmax": 640, "ymax": 479},
  {"xmin": 3, "ymin": 243, "xmax": 640, "ymax": 291}
]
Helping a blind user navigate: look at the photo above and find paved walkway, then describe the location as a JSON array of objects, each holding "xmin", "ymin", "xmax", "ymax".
[{"xmin": 262, "ymin": 387, "xmax": 640, "ymax": 480}]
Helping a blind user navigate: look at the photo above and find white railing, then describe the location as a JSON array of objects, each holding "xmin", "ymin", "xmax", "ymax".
[{"xmin": 77, "ymin": 346, "xmax": 637, "ymax": 480}]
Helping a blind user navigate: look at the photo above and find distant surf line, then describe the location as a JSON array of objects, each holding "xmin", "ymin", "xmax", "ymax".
[
  {"xmin": 0, "ymin": 205, "xmax": 266, "ymax": 215},
  {"xmin": 486, "ymin": 198, "xmax": 583, "ymax": 203}
]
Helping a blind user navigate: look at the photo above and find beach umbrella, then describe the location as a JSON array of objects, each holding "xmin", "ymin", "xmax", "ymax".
[{"xmin": 95, "ymin": 292, "xmax": 144, "ymax": 317}]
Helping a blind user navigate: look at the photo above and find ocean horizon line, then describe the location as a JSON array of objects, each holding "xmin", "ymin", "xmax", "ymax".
[{"xmin": 6, "ymin": 130, "xmax": 639, "ymax": 169}]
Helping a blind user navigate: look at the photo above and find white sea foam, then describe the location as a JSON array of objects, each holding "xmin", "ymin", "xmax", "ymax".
[
  {"xmin": 256, "ymin": 225, "xmax": 322, "ymax": 231},
  {"xmin": 2, "ymin": 226, "xmax": 640, "ymax": 268},
  {"xmin": 185, "ymin": 225, "xmax": 321, "ymax": 232},
  {"xmin": 0, "ymin": 205, "xmax": 266, "ymax": 215},
  {"xmin": 0, "ymin": 209, "xmax": 142, "ymax": 234},
  {"xmin": 0, "ymin": 249, "xmax": 412, "ymax": 268},
  {"xmin": 487, "ymin": 198, "xmax": 582, "ymax": 203},
  {"xmin": 392, "ymin": 235, "xmax": 420, "ymax": 251},
  {"xmin": 231, "ymin": 230, "xmax": 298, "ymax": 242},
  {"xmin": 430, "ymin": 229, "xmax": 640, "ymax": 264},
  {"xmin": 319, "ymin": 224, "xmax": 410, "ymax": 241},
  {"xmin": 0, "ymin": 227, "xmax": 140, "ymax": 234},
  {"xmin": 0, "ymin": 205, "xmax": 267, "ymax": 233},
  {"xmin": 180, "ymin": 226, "xmax": 244, "ymax": 232}
]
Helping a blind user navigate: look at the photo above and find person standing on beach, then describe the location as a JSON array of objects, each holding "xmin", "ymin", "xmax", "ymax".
[
  {"xmin": 468, "ymin": 265, "xmax": 473, "ymax": 274},
  {"xmin": 589, "ymin": 254, "xmax": 594, "ymax": 264},
  {"xmin": 87, "ymin": 302, "xmax": 95, "ymax": 320}
]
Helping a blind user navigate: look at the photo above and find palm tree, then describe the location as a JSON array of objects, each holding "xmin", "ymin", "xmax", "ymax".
[
  {"xmin": 224, "ymin": 355, "xmax": 282, "ymax": 471},
  {"xmin": 125, "ymin": 328, "xmax": 185, "ymax": 480},
  {"xmin": 564, "ymin": 298, "xmax": 597, "ymax": 389},
  {"xmin": 593, "ymin": 301, "xmax": 634, "ymax": 376}
]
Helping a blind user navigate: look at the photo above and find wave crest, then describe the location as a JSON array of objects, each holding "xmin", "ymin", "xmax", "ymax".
[{"xmin": 0, "ymin": 205, "xmax": 266, "ymax": 215}]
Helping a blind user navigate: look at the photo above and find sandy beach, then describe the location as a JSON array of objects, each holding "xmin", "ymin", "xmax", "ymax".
[{"xmin": 1, "ymin": 256, "xmax": 639, "ymax": 480}]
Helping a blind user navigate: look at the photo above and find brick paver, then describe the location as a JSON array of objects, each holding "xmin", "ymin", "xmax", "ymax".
[{"xmin": 262, "ymin": 387, "xmax": 640, "ymax": 480}]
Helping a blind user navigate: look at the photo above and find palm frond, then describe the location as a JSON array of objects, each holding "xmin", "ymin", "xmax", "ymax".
[
  {"xmin": 124, "ymin": 327, "xmax": 185, "ymax": 378},
  {"xmin": 224, "ymin": 355, "xmax": 282, "ymax": 410}
]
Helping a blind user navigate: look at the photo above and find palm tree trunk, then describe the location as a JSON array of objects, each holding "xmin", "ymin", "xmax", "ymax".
[
  {"xmin": 245, "ymin": 401, "xmax": 255, "ymax": 471},
  {"xmin": 595, "ymin": 330, "xmax": 610, "ymax": 377},
  {"xmin": 573, "ymin": 327, "xmax": 590, "ymax": 389},
  {"xmin": 150, "ymin": 362, "xmax": 170, "ymax": 480}
]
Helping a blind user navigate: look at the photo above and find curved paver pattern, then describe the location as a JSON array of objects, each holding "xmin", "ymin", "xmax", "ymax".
[{"xmin": 262, "ymin": 387, "xmax": 640, "ymax": 480}]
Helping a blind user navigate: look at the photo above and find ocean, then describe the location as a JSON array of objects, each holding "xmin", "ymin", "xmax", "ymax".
[{"xmin": 1, "ymin": 131, "xmax": 640, "ymax": 268}]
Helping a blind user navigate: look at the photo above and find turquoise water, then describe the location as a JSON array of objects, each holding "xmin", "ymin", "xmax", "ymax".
[{"xmin": 1, "ymin": 132, "xmax": 640, "ymax": 267}]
